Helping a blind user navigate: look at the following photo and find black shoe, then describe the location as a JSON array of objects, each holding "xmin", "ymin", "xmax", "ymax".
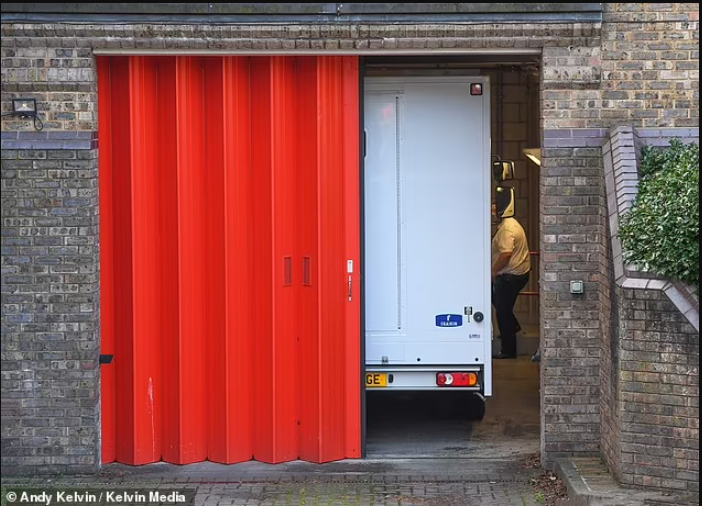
[{"xmin": 494, "ymin": 353, "xmax": 517, "ymax": 360}]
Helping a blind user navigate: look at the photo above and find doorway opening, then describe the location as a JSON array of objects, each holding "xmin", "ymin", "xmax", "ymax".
[{"xmin": 361, "ymin": 55, "xmax": 542, "ymax": 459}]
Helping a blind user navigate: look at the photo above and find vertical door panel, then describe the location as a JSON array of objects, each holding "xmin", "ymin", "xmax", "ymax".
[
  {"xmin": 296, "ymin": 57, "xmax": 361, "ymax": 463},
  {"xmin": 154, "ymin": 57, "xmax": 181, "ymax": 464},
  {"xmin": 251, "ymin": 57, "xmax": 299, "ymax": 464},
  {"xmin": 296, "ymin": 58, "xmax": 322, "ymax": 462},
  {"xmin": 205, "ymin": 57, "xmax": 255, "ymax": 464},
  {"xmin": 250, "ymin": 57, "xmax": 276, "ymax": 463},
  {"xmin": 203, "ymin": 57, "xmax": 227, "ymax": 463},
  {"xmin": 221, "ymin": 56, "xmax": 255, "ymax": 463},
  {"xmin": 109, "ymin": 57, "xmax": 136, "ymax": 465},
  {"xmin": 128, "ymin": 56, "xmax": 163, "ymax": 464},
  {"xmin": 97, "ymin": 56, "xmax": 116, "ymax": 464},
  {"xmin": 167, "ymin": 56, "xmax": 208, "ymax": 464},
  {"xmin": 100, "ymin": 55, "xmax": 361, "ymax": 466},
  {"xmin": 316, "ymin": 56, "xmax": 348, "ymax": 462},
  {"xmin": 270, "ymin": 57, "xmax": 300, "ymax": 464},
  {"xmin": 342, "ymin": 57, "xmax": 362, "ymax": 459}
]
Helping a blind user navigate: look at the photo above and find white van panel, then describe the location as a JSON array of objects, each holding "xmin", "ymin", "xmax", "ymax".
[{"xmin": 364, "ymin": 77, "xmax": 492, "ymax": 395}]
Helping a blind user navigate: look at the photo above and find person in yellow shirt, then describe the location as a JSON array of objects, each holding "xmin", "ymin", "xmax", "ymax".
[{"xmin": 491, "ymin": 195, "xmax": 530, "ymax": 360}]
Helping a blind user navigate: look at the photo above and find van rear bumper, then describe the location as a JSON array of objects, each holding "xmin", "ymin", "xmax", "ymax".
[{"xmin": 365, "ymin": 365, "xmax": 484, "ymax": 393}]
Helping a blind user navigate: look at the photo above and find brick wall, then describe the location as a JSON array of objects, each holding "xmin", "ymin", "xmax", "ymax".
[
  {"xmin": 601, "ymin": 271, "xmax": 623, "ymax": 482},
  {"xmin": 602, "ymin": 3, "xmax": 700, "ymax": 129},
  {"xmin": 540, "ymin": 38, "xmax": 608, "ymax": 462},
  {"xmin": 0, "ymin": 19, "xmax": 599, "ymax": 136},
  {"xmin": 616, "ymin": 288, "xmax": 699, "ymax": 493},
  {"xmin": 539, "ymin": 129, "xmax": 608, "ymax": 458},
  {"xmin": 1, "ymin": 135, "xmax": 100, "ymax": 474},
  {"xmin": 599, "ymin": 126, "xmax": 700, "ymax": 493},
  {"xmin": 539, "ymin": 1, "xmax": 699, "ymax": 465}
]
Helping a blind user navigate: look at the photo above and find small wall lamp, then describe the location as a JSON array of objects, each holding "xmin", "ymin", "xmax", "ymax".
[
  {"xmin": 2, "ymin": 98, "xmax": 44, "ymax": 130},
  {"xmin": 12, "ymin": 98, "xmax": 38, "ymax": 118}
]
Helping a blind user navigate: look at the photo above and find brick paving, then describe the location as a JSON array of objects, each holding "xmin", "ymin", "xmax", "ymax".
[
  {"xmin": 192, "ymin": 482, "xmax": 541, "ymax": 505},
  {"xmin": 2, "ymin": 459, "xmax": 544, "ymax": 505},
  {"xmin": 2, "ymin": 482, "xmax": 543, "ymax": 506}
]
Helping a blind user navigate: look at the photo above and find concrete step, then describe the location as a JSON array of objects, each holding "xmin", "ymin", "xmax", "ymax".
[{"xmin": 555, "ymin": 458, "xmax": 699, "ymax": 506}]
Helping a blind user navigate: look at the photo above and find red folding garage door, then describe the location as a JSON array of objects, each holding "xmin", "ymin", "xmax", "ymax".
[{"xmin": 98, "ymin": 56, "xmax": 361, "ymax": 465}]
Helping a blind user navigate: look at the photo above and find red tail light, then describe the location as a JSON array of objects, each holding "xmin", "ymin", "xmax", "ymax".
[{"xmin": 436, "ymin": 372, "xmax": 479, "ymax": 388}]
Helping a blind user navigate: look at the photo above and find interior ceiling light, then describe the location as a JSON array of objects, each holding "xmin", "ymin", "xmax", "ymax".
[{"xmin": 523, "ymin": 148, "xmax": 542, "ymax": 166}]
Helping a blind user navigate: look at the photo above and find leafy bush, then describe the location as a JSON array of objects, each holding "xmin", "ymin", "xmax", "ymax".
[{"xmin": 619, "ymin": 140, "xmax": 699, "ymax": 288}]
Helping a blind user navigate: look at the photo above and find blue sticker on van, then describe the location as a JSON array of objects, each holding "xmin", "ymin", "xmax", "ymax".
[{"xmin": 436, "ymin": 314, "xmax": 463, "ymax": 328}]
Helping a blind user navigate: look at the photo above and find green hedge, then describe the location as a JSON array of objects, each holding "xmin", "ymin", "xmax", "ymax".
[{"xmin": 619, "ymin": 140, "xmax": 700, "ymax": 288}]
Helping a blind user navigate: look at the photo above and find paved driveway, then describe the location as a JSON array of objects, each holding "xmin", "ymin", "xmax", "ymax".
[{"xmin": 2, "ymin": 459, "xmax": 546, "ymax": 506}]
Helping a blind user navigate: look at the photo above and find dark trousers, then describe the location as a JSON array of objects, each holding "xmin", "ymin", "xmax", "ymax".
[{"xmin": 492, "ymin": 273, "xmax": 530, "ymax": 357}]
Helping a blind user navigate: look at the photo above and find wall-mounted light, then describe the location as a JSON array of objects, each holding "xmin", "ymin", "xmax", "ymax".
[
  {"xmin": 2, "ymin": 98, "xmax": 44, "ymax": 130},
  {"xmin": 12, "ymin": 98, "xmax": 38, "ymax": 118},
  {"xmin": 523, "ymin": 148, "xmax": 542, "ymax": 166}
]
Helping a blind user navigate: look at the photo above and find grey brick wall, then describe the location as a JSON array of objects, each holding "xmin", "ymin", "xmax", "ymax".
[
  {"xmin": 599, "ymin": 126, "xmax": 700, "ymax": 493},
  {"xmin": 601, "ymin": 270, "xmax": 623, "ymax": 483},
  {"xmin": 538, "ymin": 1, "xmax": 699, "ymax": 467},
  {"xmin": 602, "ymin": 3, "xmax": 700, "ymax": 129},
  {"xmin": 617, "ymin": 288, "xmax": 699, "ymax": 493},
  {"xmin": 1, "ymin": 134, "xmax": 100, "ymax": 475},
  {"xmin": 539, "ymin": 127, "xmax": 609, "ymax": 458}
]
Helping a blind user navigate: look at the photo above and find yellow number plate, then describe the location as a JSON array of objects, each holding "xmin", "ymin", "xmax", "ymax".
[{"xmin": 366, "ymin": 373, "xmax": 388, "ymax": 388}]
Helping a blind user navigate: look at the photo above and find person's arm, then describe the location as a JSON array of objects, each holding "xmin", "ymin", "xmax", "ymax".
[{"xmin": 492, "ymin": 252, "xmax": 513, "ymax": 279}]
